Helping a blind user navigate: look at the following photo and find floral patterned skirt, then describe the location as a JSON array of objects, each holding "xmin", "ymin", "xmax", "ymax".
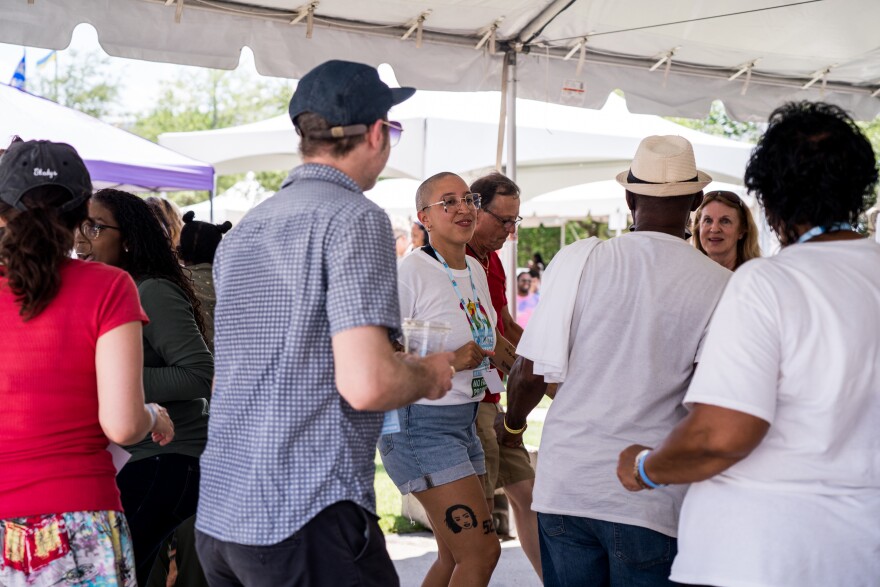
[{"xmin": 0, "ymin": 511, "xmax": 135, "ymax": 587}]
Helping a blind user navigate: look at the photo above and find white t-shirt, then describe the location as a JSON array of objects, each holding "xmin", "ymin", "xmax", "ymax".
[
  {"xmin": 529, "ymin": 232, "xmax": 731, "ymax": 536},
  {"xmin": 398, "ymin": 249, "xmax": 497, "ymax": 406},
  {"xmin": 672, "ymin": 238, "xmax": 880, "ymax": 587}
]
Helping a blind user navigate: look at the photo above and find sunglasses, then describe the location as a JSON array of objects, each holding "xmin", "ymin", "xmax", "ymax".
[
  {"xmin": 299, "ymin": 120, "xmax": 403, "ymax": 147},
  {"xmin": 381, "ymin": 120, "xmax": 403, "ymax": 147},
  {"xmin": 704, "ymin": 190, "xmax": 745, "ymax": 208}
]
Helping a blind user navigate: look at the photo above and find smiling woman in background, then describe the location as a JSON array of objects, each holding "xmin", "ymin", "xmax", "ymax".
[
  {"xmin": 75, "ymin": 188, "xmax": 213, "ymax": 586},
  {"xmin": 692, "ymin": 190, "xmax": 761, "ymax": 270}
]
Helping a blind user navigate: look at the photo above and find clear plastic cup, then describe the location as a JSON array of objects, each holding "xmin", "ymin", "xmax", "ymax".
[{"xmin": 402, "ymin": 319, "xmax": 451, "ymax": 357}]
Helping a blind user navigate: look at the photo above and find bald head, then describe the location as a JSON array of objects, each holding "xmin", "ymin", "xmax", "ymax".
[{"xmin": 416, "ymin": 172, "xmax": 461, "ymax": 211}]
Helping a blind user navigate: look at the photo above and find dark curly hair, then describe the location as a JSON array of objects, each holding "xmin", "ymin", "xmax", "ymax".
[
  {"xmin": 178, "ymin": 211, "xmax": 232, "ymax": 265},
  {"xmin": 0, "ymin": 186, "xmax": 88, "ymax": 320},
  {"xmin": 744, "ymin": 101, "xmax": 878, "ymax": 245},
  {"xmin": 91, "ymin": 189, "xmax": 206, "ymax": 338}
]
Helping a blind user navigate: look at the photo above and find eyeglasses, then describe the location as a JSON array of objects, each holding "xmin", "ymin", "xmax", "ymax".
[
  {"xmin": 381, "ymin": 120, "xmax": 403, "ymax": 147},
  {"xmin": 704, "ymin": 190, "xmax": 744, "ymax": 208},
  {"xmin": 421, "ymin": 193, "xmax": 482, "ymax": 213},
  {"xmin": 80, "ymin": 219, "xmax": 121, "ymax": 240},
  {"xmin": 482, "ymin": 207, "xmax": 523, "ymax": 231}
]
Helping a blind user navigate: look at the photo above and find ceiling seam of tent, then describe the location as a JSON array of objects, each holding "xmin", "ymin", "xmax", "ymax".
[{"xmin": 138, "ymin": 0, "xmax": 877, "ymax": 97}]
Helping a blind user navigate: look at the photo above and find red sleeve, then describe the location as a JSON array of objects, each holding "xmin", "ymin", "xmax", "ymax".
[
  {"xmin": 96, "ymin": 270, "xmax": 149, "ymax": 338},
  {"xmin": 487, "ymin": 252, "xmax": 508, "ymax": 314}
]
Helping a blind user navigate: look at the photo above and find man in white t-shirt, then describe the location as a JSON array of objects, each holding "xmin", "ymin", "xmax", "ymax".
[
  {"xmin": 498, "ymin": 136, "xmax": 731, "ymax": 586},
  {"xmin": 617, "ymin": 102, "xmax": 880, "ymax": 587}
]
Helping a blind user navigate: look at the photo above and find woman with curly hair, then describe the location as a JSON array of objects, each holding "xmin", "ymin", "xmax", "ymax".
[
  {"xmin": 618, "ymin": 101, "xmax": 880, "ymax": 586},
  {"xmin": 692, "ymin": 190, "xmax": 761, "ymax": 270},
  {"xmin": 0, "ymin": 142, "xmax": 173, "ymax": 587},
  {"xmin": 75, "ymin": 189, "xmax": 213, "ymax": 586}
]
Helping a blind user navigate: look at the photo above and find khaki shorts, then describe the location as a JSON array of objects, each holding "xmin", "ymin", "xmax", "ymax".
[{"xmin": 475, "ymin": 401, "xmax": 535, "ymax": 500}]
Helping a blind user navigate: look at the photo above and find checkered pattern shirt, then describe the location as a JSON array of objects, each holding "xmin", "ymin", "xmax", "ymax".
[{"xmin": 196, "ymin": 164, "xmax": 400, "ymax": 545}]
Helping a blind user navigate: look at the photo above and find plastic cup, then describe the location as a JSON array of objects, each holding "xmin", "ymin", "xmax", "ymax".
[{"xmin": 402, "ymin": 319, "xmax": 451, "ymax": 357}]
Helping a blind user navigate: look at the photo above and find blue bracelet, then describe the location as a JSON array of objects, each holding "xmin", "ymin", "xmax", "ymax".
[{"xmin": 637, "ymin": 449, "xmax": 666, "ymax": 489}]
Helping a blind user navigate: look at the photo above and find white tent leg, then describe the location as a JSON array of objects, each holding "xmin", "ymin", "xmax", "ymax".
[{"xmin": 505, "ymin": 51, "xmax": 518, "ymax": 320}]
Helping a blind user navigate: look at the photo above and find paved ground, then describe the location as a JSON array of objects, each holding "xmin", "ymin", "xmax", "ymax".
[{"xmin": 386, "ymin": 532, "xmax": 542, "ymax": 587}]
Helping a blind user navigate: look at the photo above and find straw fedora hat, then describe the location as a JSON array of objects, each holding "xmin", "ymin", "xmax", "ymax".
[{"xmin": 616, "ymin": 135, "xmax": 712, "ymax": 197}]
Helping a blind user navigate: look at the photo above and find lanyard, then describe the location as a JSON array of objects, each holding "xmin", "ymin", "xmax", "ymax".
[
  {"xmin": 431, "ymin": 248, "xmax": 495, "ymax": 381},
  {"xmin": 796, "ymin": 222, "xmax": 852, "ymax": 244}
]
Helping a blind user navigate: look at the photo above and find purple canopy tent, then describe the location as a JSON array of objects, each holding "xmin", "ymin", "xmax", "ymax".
[{"xmin": 0, "ymin": 82, "xmax": 214, "ymax": 193}]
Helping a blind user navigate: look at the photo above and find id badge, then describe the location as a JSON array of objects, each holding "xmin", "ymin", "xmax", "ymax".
[
  {"xmin": 381, "ymin": 410, "xmax": 401, "ymax": 434},
  {"xmin": 484, "ymin": 368, "xmax": 505, "ymax": 394}
]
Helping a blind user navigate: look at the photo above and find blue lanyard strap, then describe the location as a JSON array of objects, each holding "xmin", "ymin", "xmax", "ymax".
[
  {"xmin": 431, "ymin": 248, "xmax": 494, "ymax": 353},
  {"xmin": 797, "ymin": 222, "xmax": 852, "ymax": 244}
]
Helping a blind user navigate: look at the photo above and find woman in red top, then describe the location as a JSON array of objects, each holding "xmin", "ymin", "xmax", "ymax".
[{"xmin": 0, "ymin": 141, "xmax": 173, "ymax": 587}]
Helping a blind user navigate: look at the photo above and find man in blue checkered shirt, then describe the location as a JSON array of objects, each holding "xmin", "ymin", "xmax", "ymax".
[{"xmin": 195, "ymin": 60, "xmax": 455, "ymax": 587}]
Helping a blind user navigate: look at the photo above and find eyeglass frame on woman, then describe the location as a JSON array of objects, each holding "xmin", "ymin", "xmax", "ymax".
[
  {"xmin": 481, "ymin": 207, "xmax": 523, "ymax": 231},
  {"xmin": 703, "ymin": 190, "xmax": 745, "ymax": 208},
  {"xmin": 80, "ymin": 219, "xmax": 121, "ymax": 240},
  {"xmin": 421, "ymin": 193, "xmax": 482, "ymax": 214}
]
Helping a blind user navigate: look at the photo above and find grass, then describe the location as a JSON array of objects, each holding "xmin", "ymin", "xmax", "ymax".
[
  {"xmin": 374, "ymin": 452, "xmax": 428, "ymax": 534},
  {"xmin": 374, "ymin": 410, "xmax": 547, "ymax": 535}
]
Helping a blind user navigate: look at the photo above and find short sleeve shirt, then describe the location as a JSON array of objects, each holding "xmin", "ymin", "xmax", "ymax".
[
  {"xmin": 196, "ymin": 164, "xmax": 400, "ymax": 545},
  {"xmin": 0, "ymin": 260, "xmax": 146, "ymax": 519}
]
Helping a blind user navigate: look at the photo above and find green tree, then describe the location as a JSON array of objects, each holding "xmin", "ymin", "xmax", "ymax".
[
  {"xmin": 518, "ymin": 217, "xmax": 613, "ymax": 266},
  {"xmin": 130, "ymin": 68, "xmax": 292, "ymax": 207},
  {"xmin": 130, "ymin": 68, "xmax": 292, "ymax": 141},
  {"xmin": 34, "ymin": 50, "xmax": 120, "ymax": 119},
  {"xmin": 668, "ymin": 101, "xmax": 761, "ymax": 143}
]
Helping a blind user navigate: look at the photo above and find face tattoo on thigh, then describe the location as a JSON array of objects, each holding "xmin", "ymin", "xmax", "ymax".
[{"xmin": 444, "ymin": 505, "xmax": 477, "ymax": 534}]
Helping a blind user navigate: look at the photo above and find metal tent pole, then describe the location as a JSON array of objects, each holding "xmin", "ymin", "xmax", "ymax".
[{"xmin": 505, "ymin": 51, "xmax": 518, "ymax": 319}]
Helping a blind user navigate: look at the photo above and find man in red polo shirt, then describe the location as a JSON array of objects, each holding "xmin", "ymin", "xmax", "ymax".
[{"xmin": 466, "ymin": 173, "xmax": 541, "ymax": 580}]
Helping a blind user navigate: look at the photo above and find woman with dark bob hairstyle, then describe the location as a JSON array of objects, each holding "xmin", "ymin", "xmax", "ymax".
[
  {"xmin": 692, "ymin": 190, "xmax": 761, "ymax": 270},
  {"xmin": 618, "ymin": 101, "xmax": 880, "ymax": 586},
  {"xmin": 0, "ymin": 141, "xmax": 173, "ymax": 587},
  {"xmin": 75, "ymin": 189, "xmax": 213, "ymax": 586}
]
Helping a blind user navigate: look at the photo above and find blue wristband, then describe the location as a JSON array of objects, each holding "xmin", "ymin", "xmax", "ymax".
[{"xmin": 637, "ymin": 449, "xmax": 666, "ymax": 489}]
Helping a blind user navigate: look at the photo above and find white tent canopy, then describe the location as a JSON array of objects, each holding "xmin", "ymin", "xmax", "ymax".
[
  {"xmin": 0, "ymin": 83, "xmax": 214, "ymax": 192},
  {"xmin": 160, "ymin": 92, "xmax": 755, "ymax": 197},
  {"xmin": 3, "ymin": 0, "xmax": 880, "ymax": 121},
  {"xmin": 182, "ymin": 172, "xmax": 273, "ymax": 224},
  {"xmin": 364, "ymin": 178, "xmax": 422, "ymax": 220},
  {"xmin": 520, "ymin": 180, "xmax": 750, "ymax": 227}
]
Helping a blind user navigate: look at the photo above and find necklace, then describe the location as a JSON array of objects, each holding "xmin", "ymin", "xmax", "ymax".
[
  {"xmin": 466, "ymin": 244, "xmax": 490, "ymax": 274},
  {"xmin": 796, "ymin": 222, "xmax": 852, "ymax": 244}
]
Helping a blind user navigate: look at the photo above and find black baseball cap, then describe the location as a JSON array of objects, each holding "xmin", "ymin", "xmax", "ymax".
[
  {"xmin": 0, "ymin": 140, "xmax": 92, "ymax": 212},
  {"xmin": 288, "ymin": 60, "xmax": 415, "ymax": 136}
]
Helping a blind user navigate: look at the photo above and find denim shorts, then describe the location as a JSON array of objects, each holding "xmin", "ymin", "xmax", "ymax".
[{"xmin": 378, "ymin": 402, "xmax": 485, "ymax": 495}]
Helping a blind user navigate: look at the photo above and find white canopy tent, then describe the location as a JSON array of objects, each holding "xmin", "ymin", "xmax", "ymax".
[
  {"xmin": 520, "ymin": 180, "xmax": 750, "ymax": 227},
  {"xmin": 5, "ymin": 0, "xmax": 871, "ymax": 303},
  {"xmin": 160, "ymin": 92, "xmax": 755, "ymax": 198},
  {"xmin": 3, "ymin": 0, "xmax": 880, "ymax": 122},
  {"xmin": 181, "ymin": 172, "xmax": 273, "ymax": 224}
]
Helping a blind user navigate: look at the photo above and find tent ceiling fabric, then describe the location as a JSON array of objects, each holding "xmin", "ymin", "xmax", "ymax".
[{"xmin": 4, "ymin": 0, "xmax": 880, "ymax": 120}]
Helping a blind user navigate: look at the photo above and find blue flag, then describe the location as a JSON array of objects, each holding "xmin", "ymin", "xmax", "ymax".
[
  {"xmin": 36, "ymin": 50, "xmax": 56, "ymax": 69},
  {"xmin": 10, "ymin": 53, "xmax": 25, "ymax": 90}
]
